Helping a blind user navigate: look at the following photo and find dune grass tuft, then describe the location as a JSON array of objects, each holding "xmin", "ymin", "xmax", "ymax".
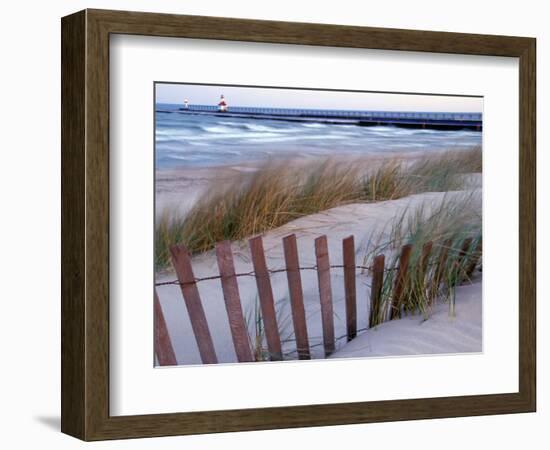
[
  {"xmin": 363, "ymin": 193, "xmax": 482, "ymax": 326},
  {"xmin": 156, "ymin": 147, "xmax": 482, "ymax": 271}
]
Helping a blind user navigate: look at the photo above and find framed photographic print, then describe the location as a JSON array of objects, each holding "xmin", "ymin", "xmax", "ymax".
[{"xmin": 61, "ymin": 9, "xmax": 536, "ymax": 441}]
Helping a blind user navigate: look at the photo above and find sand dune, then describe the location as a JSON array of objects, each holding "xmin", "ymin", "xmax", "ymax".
[
  {"xmin": 156, "ymin": 189, "xmax": 482, "ymax": 366},
  {"xmin": 330, "ymin": 279, "xmax": 481, "ymax": 359}
]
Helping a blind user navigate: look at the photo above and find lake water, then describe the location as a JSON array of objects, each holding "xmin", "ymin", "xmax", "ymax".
[{"xmin": 155, "ymin": 103, "xmax": 482, "ymax": 169}]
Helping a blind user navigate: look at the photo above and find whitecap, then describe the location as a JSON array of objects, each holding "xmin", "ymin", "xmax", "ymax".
[{"xmin": 302, "ymin": 123, "xmax": 327, "ymax": 128}]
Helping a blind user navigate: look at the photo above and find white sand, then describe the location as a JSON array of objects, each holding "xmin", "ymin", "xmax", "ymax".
[
  {"xmin": 156, "ymin": 188, "xmax": 482, "ymax": 365},
  {"xmin": 330, "ymin": 279, "xmax": 482, "ymax": 359}
]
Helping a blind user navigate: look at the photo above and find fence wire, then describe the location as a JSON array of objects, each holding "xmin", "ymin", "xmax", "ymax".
[{"xmin": 154, "ymin": 263, "xmax": 404, "ymax": 287}]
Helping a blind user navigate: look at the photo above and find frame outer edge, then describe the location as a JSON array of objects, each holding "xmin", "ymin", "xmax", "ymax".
[
  {"xmin": 61, "ymin": 10, "xmax": 87, "ymax": 440},
  {"xmin": 60, "ymin": 8, "xmax": 537, "ymax": 440},
  {"xmin": 84, "ymin": 8, "xmax": 531, "ymax": 56},
  {"xmin": 518, "ymin": 38, "xmax": 536, "ymax": 411},
  {"xmin": 84, "ymin": 8, "xmax": 112, "ymax": 441}
]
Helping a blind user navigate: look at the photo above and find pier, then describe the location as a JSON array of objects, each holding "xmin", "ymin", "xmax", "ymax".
[{"xmin": 157, "ymin": 105, "xmax": 483, "ymax": 130}]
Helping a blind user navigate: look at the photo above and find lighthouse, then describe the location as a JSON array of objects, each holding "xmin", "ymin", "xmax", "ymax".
[
  {"xmin": 218, "ymin": 94, "xmax": 228, "ymax": 112},
  {"xmin": 183, "ymin": 99, "xmax": 189, "ymax": 109}
]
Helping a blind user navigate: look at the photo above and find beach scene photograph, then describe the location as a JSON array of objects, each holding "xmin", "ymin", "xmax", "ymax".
[{"xmin": 154, "ymin": 83, "xmax": 483, "ymax": 367}]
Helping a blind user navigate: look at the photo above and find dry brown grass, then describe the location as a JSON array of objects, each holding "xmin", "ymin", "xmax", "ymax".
[{"xmin": 155, "ymin": 147, "xmax": 482, "ymax": 270}]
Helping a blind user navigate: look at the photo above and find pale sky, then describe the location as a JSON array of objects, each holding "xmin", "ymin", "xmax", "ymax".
[{"xmin": 155, "ymin": 83, "xmax": 483, "ymax": 113}]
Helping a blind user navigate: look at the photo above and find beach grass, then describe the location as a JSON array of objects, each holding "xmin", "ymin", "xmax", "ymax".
[
  {"xmin": 244, "ymin": 294, "xmax": 297, "ymax": 362},
  {"xmin": 240, "ymin": 193, "xmax": 483, "ymax": 361},
  {"xmin": 363, "ymin": 193, "xmax": 482, "ymax": 326},
  {"xmin": 155, "ymin": 147, "xmax": 482, "ymax": 270}
]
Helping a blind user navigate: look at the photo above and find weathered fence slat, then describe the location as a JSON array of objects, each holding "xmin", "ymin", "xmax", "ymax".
[
  {"xmin": 154, "ymin": 289, "xmax": 177, "ymax": 366},
  {"xmin": 456, "ymin": 237, "xmax": 473, "ymax": 279},
  {"xmin": 390, "ymin": 244, "xmax": 413, "ymax": 320},
  {"xmin": 419, "ymin": 241, "xmax": 433, "ymax": 278},
  {"xmin": 459, "ymin": 238, "xmax": 473, "ymax": 259},
  {"xmin": 343, "ymin": 235, "xmax": 357, "ymax": 341},
  {"xmin": 160, "ymin": 233, "xmax": 482, "ymax": 365},
  {"xmin": 170, "ymin": 245, "xmax": 218, "ymax": 364},
  {"xmin": 436, "ymin": 239, "xmax": 453, "ymax": 281},
  {"xmin": 465, "ymin": 237, "xmax": 483, "ymax": 278},
  {"xmin": 315, "ymin": 235, "xmax": 336, "ymax": 357},
  {"xmin": 249, "ymin": 236, "xmax": 283, "ymax": 361},
  {"xmin": 216, "ymin": 241, "xmax": 254, "ymax": 363},
  {"xmin": 430, "ymin": 239, "xmax": 453, "ymax": 306},
  {"xmin": 369, "ymin": 254, "xmax": 385, "ymax": 328},
  {"xmin": 282, "ymin": 234, "xmax": 311, "ymax": 360}
]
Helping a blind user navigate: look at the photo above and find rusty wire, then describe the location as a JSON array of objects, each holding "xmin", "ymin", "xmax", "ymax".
[
  {"xmin": 155, "ymin": 245, "xmax": 478, "ymax": 288},
  {"xmin": 156, "ymin": 263, "xmax": 402, "ymax": 287}
]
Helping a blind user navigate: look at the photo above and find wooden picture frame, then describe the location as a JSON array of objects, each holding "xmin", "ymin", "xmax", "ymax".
[{"xmin": 61, "ymin": 9, "xmax": 536, "ymax": 441}]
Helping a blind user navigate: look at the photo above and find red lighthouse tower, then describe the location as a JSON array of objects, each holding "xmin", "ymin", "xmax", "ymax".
[{"xmin": 218, "ymin": 94, "xmax": 228, "ymax": 112}]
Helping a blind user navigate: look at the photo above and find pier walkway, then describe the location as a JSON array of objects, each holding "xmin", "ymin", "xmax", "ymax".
[{"xmin": 157, "ymin": 105, "xmax": 482, "ymax": 130}]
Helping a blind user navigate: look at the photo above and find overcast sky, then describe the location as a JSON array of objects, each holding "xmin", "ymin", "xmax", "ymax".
[{"xmin": 155, "ymin": 83, "xmax": 483, "ymax": 113}]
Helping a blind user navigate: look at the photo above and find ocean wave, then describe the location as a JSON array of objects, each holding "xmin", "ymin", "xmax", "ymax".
[
  {"xmin": 301, "ymin": 123, "xmax": 327, "ymax": 128},
  {"xmin": 244, "ymin": 123, "xmax": 300, "ymax": 133},
  {"xmin": 219, "ymin": 121, "xmax": 247, "ymax": 127},
  {"xmin": 245, "ymin": 134, "xmax": 344, "ymax": 143},
  {"xmin": 201, "ymin": 125, "xmax": 236, "ymax": 133},
  {"xmin": 192, "ymin": 131, "xmax": 283, "ymax": 141},
  {"xmin": 155, "ymin": 113, "xmax": 482, "ymax": 169}
]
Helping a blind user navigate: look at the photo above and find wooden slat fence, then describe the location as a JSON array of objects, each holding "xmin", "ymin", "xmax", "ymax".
[
  {"xmin": 282, "ymin": 234, "xmax": 311, "ymax": 360},
  {"xmin": 343, "ymin": 236, "xmax": 357, "ymax": 342},
  {"xmin": 170, "ymin": 245, "xmax": 218, "ymax": 364},
  {"xmin": 249, "ymin": 236, "xmax": 284, "ymax": 361},
  {"xmin": 390, "ymin": 244, "xmax": 413, "ymax": 320},
  {"xmin": 315, "ymin": 236, "xmax": 336, "ymax": 357},
  {"xmin": 154, "ymin": 289, "xmax": 177, "ymax": 366},
  {"xmin": 155, "ymin": 233, "xmax": 482, "ymax": 366},
  {"xmin": 216, "ymin": 241, "xmax": 254, "ymax": 363},
  {"xmin": 369, "ymin": 254, "xmax": 385, "ymax": 328}
]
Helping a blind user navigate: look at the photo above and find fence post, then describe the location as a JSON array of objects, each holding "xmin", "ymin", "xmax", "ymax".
[
  {"xmin": 465, "ymin": 237, "xmax": 483, "ymax": 278},
  {"xmin": 154, "ymin": 289, "xmax": 177, "ymax": 366},
  {"xmin": 282, "ymin": 234, "xmax": 311, "ymax": 360},
  {"xmin": 419, "ymin": 241, "xmax": 433, "ymax": 279},
  {"xmin": 170, "ymin": 245, "xmax": 218, "ymax": 364},
  {"xmin": 430, "ymin": 239, "xmax": 453, "ymax": 306},
  {"xmin": 216, "ymin": 241, "xmax": 254, "ymax": 363},
  {"xmin": 455, "ymin": 237, "xmax": 473, "ymax": 284},
  {"xmin": 249, "ymin": 236, "xmax": 283, "ymax": 361},
  {"xmin": 390, "ymin": 244, "xmax": 413, "ymax": 320},
  {"xmin": 459, "ymin": 238, "xmax": 473, "ymax": 260},
  {"xmin": 369, "ymin": 254, "xmax": 385, "ymax": 328},
  {"xmin": 315, "ymin": 235, "xmax": 336, "ymax": 357},
  {"xmin": 343, "ymin": 236, "xmax": 357, "ymax": 341}
]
